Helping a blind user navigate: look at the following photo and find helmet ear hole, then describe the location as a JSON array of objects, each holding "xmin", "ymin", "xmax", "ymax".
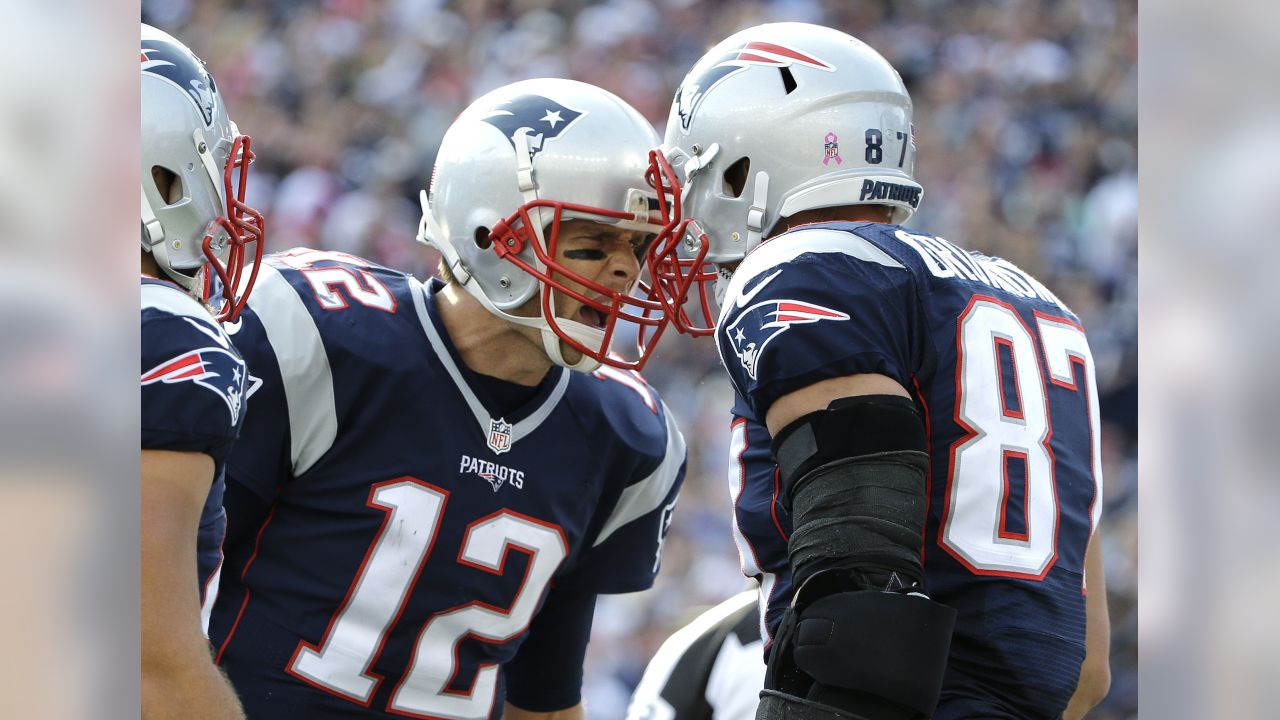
[
  {"xmin": 723, "ymin": 157, "xmax": 750, "ymax": 198},
  {"xmin": 473, "ymin": 226, "xmax": 492, "ymax": 250},
  {"xmin": 151, "ymin": 166, "xmax": 183, "ymax": 205}
]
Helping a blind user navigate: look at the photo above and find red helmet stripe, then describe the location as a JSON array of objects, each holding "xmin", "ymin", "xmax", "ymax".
[
  {"xmin": 743, "ymin": 41, "xmax": 832, "ymax": 69},
  {"xmin": 735, "ymin": 52, "xmax": 783, "ymax": 65}
]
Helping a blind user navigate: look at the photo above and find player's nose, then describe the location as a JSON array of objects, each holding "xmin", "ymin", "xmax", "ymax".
[{"xmin": 605, "ymin": 245, "xmax": 640, "ymax": 289}]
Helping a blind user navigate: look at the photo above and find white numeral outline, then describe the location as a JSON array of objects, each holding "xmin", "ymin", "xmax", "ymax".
[
  {"xmin": 270, "ymin": 248, "xmax": 397, "ymax": 313},
  {"xmin": 302, "ymin": 267, "xmax": 398, "ymax": 313},
  {"xmin": 1035, "ymin": 312, "xmax": 1104, "ymax": 535},
  {"xmin": 941, "ymin": 296, "xmax": 1101, "ymax": 580},
  {"xmin": 285, "ymin": 479, "xmax": 568, "ymax": 717},
  {"xmin": 592, "ymin": 366, "xmax": 657, "ymax": 413},
  {"xmin": 390, "ymin": 511, "xmax": 566, "ymax": 718},
  {"xmin": 287, "ymin": 478, "xmax": 448, "ymax": 706},
  {"xmin": 727, "ymin": 417, "xmax": 782, "ymax": 648}
]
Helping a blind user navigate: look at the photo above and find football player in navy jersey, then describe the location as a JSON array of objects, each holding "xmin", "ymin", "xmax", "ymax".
[
  {"xmin": 140, "ymin": 23, "xmax": 264, "ymax": 720},
  {"xmin": 208, "ymin": 78, "xmax": 691, "ymax": 720},
  {"xmin": 661, "ymin": 23, "xmax": 1111, "ymax": 720}
]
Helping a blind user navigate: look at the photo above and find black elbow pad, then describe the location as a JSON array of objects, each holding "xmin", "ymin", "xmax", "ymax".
[
  {"xmin": 761, "ymin": 396, "xmax": 953, "ymax": 720},
  {"xmin": 771, "ymin": 394, "xmax": 929, "ymax": 593},
  {"xmin": 772, "ymin": 394, "xmax": 926, "ymax": 496}
]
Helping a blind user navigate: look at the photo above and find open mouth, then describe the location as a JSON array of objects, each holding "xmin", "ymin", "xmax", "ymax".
[{"xmin": 576, "ymin": 305, "xmax": 607, "ymax": 329}]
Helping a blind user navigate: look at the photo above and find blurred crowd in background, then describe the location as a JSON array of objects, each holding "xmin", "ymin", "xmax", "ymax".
[{"xmin": 140, "ymin": 0, "xmax": 1137, "ymax": 716}]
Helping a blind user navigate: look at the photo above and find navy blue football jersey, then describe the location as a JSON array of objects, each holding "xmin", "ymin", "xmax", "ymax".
[
  {"xmin": 209, "ymin": 249, "xmax": 686, "ymax": 719},
  {"xmin": 716, "ymin": 223, "xmax": 1103, "ymax": 719},
  {"xmin": 141, "ymin": 276, "xmax": 248, "ymax": 603}
]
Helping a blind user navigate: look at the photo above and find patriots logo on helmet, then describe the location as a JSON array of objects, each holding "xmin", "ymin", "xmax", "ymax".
[
  {"xmin": 142, "ymin": 38, "xmax": 219, "ymax": 126},
  {"xmin": 142, "ymin": 346, "xmax": 247, "ymax": 424},
  {"xmin": 480, "ymin": 95, "xmax": 585, "ymax": 160},
  {"xmin": 724, "ymin": 299, "xmax": 850, "ymax": 380},
  {"xmin": 675, "ymin": 41, "xmax": 834, "ymax": 131}
]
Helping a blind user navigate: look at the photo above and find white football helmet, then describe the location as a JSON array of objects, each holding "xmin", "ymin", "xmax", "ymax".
[
  {"xmin": 141, "ymin": 23, "xmax": 264, "ymax": 321},
  {"xmin": 662, "ymin": 23, "xmax": 922, "ymax": 330},
  {"xmin": 418, "ymin": 78, "xmax": 694, "ymax": 372}
]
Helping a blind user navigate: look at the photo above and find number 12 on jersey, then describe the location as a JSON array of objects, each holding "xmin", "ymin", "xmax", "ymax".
[
  {"xmin": 288, "ymin": 477, "xmax": 567, "ymax": 717},
  {"xmin": 942, "ymin": 296, "xmax": 1102, "ymax": 580}
]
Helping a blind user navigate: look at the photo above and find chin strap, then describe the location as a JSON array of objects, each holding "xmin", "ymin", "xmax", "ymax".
[
  {"xmin": 511, "ymin": 129, "xmax": 604, "ymax": 372},
  {"xmin": 434, "ymin": 237, "xmax": 604, "ymax": 373},
  {"xmin": 512, "ymin": 129, "xmax": 544, "ymax": 226},
  {"xmin": 745, "ymin": 171, "xmax": 770, "ymax": 247},
  {"xmin": 141, "ymin": 183, "xmax": 202, "ymax": 295},
  {"xmin": 712, "ymin": 264, "xmax": 736, "ymax": 308},
  {"xmin": 417, "ymin": 190, "xmax": 473, "ymax": 284},
  {"xmin": 540, "ymin": 326, "xmax": 602, "ymax": 373},
  {"xmin": 141, "ymin": 185, "xmax": 163, "ymax": 250},
  {"xmin": 455, "ymin": 285, "xmax": 603, "ymax": 373}
]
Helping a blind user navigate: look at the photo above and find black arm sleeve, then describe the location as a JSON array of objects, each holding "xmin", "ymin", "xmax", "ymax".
[{"xmin": 503, "ymin": 584, "xmax": 598, "ymax": 712}]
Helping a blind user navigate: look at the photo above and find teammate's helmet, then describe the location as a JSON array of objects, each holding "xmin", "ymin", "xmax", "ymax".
[
  {"xmin": 419, "ymin": 78, "xmax": 692, "ymax": 372},
  {"xmin": 141, "ymin": 24, "xmax": 264, "ymax": 322},
  {"xmin": 663, "ymin": 23, "xmax": 921, "ymax": 324}
]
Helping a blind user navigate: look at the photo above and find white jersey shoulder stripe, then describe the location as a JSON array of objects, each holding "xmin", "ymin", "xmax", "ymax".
[
  {"xmin": 719, "ymin": 227, "xmax": 905, "ymax": 326},
  {"xmin": 143, "ymin": 283, "xmax": 234, "ymax": 350},
  {"xmin": 142, "ymin": 281, "xmax": 217, "ymax": 322},
  {"xmin": 593, "ymin": 402, "xmax": 686, "ymax": 548},
  {"xmin": 244, "ymin": 263, "xmax": 338, "ymax": 475}
]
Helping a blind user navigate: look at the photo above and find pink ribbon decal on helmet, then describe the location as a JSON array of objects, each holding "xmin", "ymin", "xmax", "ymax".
[{"xmin": 823, "ymin": 132, "xmax": 843, "ymax": 166}]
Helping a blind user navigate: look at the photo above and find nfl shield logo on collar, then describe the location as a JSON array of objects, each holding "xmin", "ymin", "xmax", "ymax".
[{"xmin": 487, "ymin": 417, "xmax": 513, "ymax": 455}]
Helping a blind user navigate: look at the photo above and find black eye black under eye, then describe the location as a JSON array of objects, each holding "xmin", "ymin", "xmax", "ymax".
[{"xmin": 564, "ymin": 249, "xmax": 608, "ymax": 260}]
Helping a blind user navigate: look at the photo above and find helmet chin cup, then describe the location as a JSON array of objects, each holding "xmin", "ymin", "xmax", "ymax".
[
  {"xmin": 488, "ymin": 196, "xmax": 678, "ymax": 372},
  {"xmin": 540, "ymin": 320, "xmax": 603, "ymax": 373}
]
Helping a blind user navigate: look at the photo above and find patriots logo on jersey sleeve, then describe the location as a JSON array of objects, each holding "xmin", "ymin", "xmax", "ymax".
[
  {"xmin": 724, "ymin": 300, "xmax": 850, "ymax": 380},
  {"xmin": 142, "ymin": 346, "xmax": 247, "ymax": 425},
  {"xmin": 480, "ymin": 95, "xmax": 584, "ymax": 160}
]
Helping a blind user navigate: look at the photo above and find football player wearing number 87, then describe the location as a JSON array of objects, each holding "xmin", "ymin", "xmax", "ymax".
[
  {"xmin": 205, "ymin": 78, "xmax": 694, "ymax": 719},
  {"xmin": 659, "ymin": 23, "xmax": 1111, "ymax": 720}
]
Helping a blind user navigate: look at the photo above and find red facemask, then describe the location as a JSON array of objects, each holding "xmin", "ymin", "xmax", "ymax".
[
  {"xmin": 640, "ymin": 150, "xmax": 717, "ymax": 340},
  {"xmin": 486, "ymin": 150, "xmax": 704, "ymax": 371},
  {"xmin": 201, "ymin": 134, "xmax": 265, "ymax": 323}
]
